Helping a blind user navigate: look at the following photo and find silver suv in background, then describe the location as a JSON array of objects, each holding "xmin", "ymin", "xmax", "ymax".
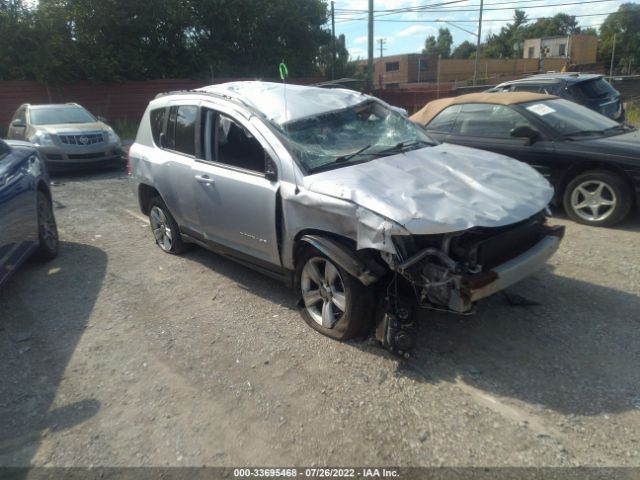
[
  {"xmin": 129, "ymin": 82, "xmax": 564, "ymax": 355},
  {"xmin": 6, "ymin": 103, "xmax": 123, "ymax": 169}
]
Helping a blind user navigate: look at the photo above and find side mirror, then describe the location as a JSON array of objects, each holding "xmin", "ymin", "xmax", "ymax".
[
  {"xmin": 265, "ymin": 154, "xmax": 277, "ymax": 181},
  {"xmin": 11, "ymin": 119, "xmax": 26, "ymax": 128},
  {"xmin": 511, "ymin": 125, "xmax": 540, "ymax": 144}
]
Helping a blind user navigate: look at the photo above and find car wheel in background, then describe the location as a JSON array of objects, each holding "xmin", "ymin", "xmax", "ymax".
[
  {"xmin": 296, "ymin": 247, "xmax": 374, "ymax": 340},
  {"xmin": 148, "ymin": 197, "xmax": 187, "ymax": 254},
  {"xmin": 563, "ymin": 170, "xmax": 632, "ymax": 227},
  {"xmin": 35, "ymin": 191, "xmax": 59, "ymax": 260}
]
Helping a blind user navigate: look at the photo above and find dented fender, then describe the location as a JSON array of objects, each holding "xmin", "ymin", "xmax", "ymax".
[{"xmin": 299, "ymin": 235, "xmax": 386, "ymax": 286}]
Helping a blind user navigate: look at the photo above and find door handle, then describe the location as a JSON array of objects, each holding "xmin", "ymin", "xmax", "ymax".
[{"xmin": 195, "ymin": 174, "xmax": 214, "ymax": 185}]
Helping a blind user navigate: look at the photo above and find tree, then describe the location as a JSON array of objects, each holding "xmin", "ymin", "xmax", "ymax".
[
  {"xmin": 482, "ymin": 10, "xmax": 529, "ymax": 59},
  {"xmin": 598, "ymin": 3, "xmax": 640, "ymax": 73},
  {"xmin": 422, "ymin": 28, "xmax": 452, "ymax": 58},
  {"xmin": 522, "ymin": 13, "xmax": 580, "ymax": 38},
  {"xmin": 451, "ymin": 40, "xmax": 477, "ymax": 59}
]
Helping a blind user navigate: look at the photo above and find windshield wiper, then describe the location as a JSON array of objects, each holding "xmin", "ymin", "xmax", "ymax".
[
  {"xmin": 334, "ymin": 144, "xmax": 372, "ymax": 164},
  {"xmin": 373, "ymin": 140, "xmax": 433, "ymax": 156},
  {"xmin": 564, "ymin": 125, "xmax": 631, "ymax": 139}
]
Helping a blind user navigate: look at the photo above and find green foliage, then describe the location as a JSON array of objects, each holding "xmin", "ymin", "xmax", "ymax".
[
  {"xmin": 451, "ymin": 41, "xmax": 477, "ymax": 59},
  {"xmin": 0, "ymin": 0, "xmax": 333, "ymax": 83},
  {"xmin": 598, "ymin": 3, "xmax": 640, "ymax": 72},
  {"xmin": 478, "ymin": 10, "xmax": 588, "ymax": 60},
  {"xmin": 422, "ymin": 28, "xmax": 453, "ymax": 58}
]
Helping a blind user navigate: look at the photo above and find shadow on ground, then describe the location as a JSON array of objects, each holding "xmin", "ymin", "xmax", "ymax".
[
  {"xmin": 183, "ymin": 242, "xmax": 640, "ymax": 418},
  {"xmin": 0, "ymin": 242, "xmax": 107, "ymax": 466}
]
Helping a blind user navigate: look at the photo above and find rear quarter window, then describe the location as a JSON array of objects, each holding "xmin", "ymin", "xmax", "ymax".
[
  {"xmin": 149, "ymin": 108, "xmax": 167, "ymax": 146},
  {"xmin": 569, "ymin": 79, "xmax": 617, "ymax": 99}
]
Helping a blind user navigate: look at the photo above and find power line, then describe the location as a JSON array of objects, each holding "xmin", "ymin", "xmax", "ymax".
[{"xmin": 334, "ymin": 0, "xmax": 620, "ymax": 22}]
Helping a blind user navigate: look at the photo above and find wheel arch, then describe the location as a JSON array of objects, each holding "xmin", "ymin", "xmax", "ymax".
[
  {"xmin": 138, "ymin": 183, "xmax": 161, "ymax": 215},
  {"xmin": 292, "ymin": 229, "xmax": 388, "ymax": 287}
]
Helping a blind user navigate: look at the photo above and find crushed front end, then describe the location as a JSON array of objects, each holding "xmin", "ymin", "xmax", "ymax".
[{"xmin": 376, "ymin": 211, "xmax": 565, "ymax": 356}]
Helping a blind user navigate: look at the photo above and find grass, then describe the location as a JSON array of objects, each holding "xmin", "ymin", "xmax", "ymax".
[
  {"xmin": 111, "ymin": 118, "xmax": 139, "ymax": 142},
  {"xmin": 626, "ymin": 102, "xmax": 640, "ymax": 128}
]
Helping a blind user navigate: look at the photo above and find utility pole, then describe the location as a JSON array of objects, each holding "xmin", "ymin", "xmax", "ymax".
[
  {"xmin": 473, "ymin": 0, "xmax": 484, "ymax": 86},
  {"xmin": 609, "ymin": 32, "xmax": 617, "ymax": 82},
  {"xmin": 331, "ymin": 1, "xmax": 336, "ymax": 80},
  {"xmin": 368, "ymin": 0, "xmax": 374, "ymax": 91},
  {"xmin": 378, "ymin": 38, "xmax": 386, "ymax": 59}
]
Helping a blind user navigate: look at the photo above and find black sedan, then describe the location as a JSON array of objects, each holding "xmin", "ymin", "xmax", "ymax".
[{"xmin": 411, "ymin": 92, "xmax": 640, "ymax": 227}]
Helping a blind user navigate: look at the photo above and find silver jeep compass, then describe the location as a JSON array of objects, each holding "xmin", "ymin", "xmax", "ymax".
[{"xmin": 129, "ymin": 81, "xmax": 564, "ymax": 355}]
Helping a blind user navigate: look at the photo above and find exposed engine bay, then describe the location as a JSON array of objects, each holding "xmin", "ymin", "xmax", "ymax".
[{"xmin": 374, "ymin": 212, "xmax": 565, "ymax": 357}]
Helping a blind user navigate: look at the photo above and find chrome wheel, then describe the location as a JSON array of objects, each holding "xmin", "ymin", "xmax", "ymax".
[
  {"xmin": 300, "ymin": 257, "xmax": 346, "ymax": 329},
  {"xmin": 570, "ymin": 180, "xmax": 617, "ymax": 223},
  {"xmin": 38, "ymin": 195, "xmax": 58, "ymax": 251},
  {"xmin": 150, "ymin": 205, "xmax": 173, "ymax": 251}
]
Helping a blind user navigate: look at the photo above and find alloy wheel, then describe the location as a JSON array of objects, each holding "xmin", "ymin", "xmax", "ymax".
[
  {"xmin": 38, "ymin": 195, "xmax": 58, "ymax": 250},
  {"xmin": 150, "ymin": 206, "xmax": 173, "ymax": 251},
  {"xmin": 570, "ymin": 180, "xmax": 617, "ymax": 223},
  {"xmin": 300, "ymin": 257, "xmax": 347, "ymax": 329}
]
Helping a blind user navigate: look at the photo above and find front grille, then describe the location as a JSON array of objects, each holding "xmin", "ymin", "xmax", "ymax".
[
  {"xmin": 67, "ymin": 152, "xmax": 108, "ymax": 160},
  {"xmin": 58, "ymin": 133, "xmax": 104, "ymax": 145}
]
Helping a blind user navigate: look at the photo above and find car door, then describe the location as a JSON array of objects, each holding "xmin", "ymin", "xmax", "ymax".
[
  {"xmin": 7, "ymin": 106, "xmax": 28, "ymax": 140},
  {"xmin": 190, "ymin": 106, "xmax": 281, "ymax": 269},
  {"xmin": 152, "ymin": 104, "xmax": 202, "ymax": 233},
  {"xmin": 440, "ymin": 103, "xmax": 557, "ymax": 180}
]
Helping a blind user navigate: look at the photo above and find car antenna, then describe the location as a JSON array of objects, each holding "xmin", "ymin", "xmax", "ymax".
[{"xmin": 280, "ymin": 60, "xmax": 300, "ymax": 194}]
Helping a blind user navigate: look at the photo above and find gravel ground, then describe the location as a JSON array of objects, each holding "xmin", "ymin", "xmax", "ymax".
[{"xmin": 1, "ymin": 167, "xmax": 639, "ymax": 468}]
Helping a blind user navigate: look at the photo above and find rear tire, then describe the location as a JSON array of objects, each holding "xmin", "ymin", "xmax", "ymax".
[
  {"xmin": 563, "ymin": 170, "xmax": 632, "ymax": 227},
  {"xmin": 35, "ymin": 191, "xmax": 59, "ymax": 261},
  {"xmin": 148, "ymin": 197, "xmax": 187, "ymax": 254},
  {"xmin": 296, "ymin": 247, "xmax": 374, "ymax": 341}
]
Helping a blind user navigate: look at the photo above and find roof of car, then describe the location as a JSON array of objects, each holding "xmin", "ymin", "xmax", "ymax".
[
  {"xmin": 29, "ymin": 103, "xmax": 82, "ymax": 109},
  {"xmin": 195, "ymin": 81, "xmax": 370, "ymax": 125},
  {"xmin": 410, "ymin": 92, "xmax": 556, "ymax": 125},
  {"xmin": 498, "ymin": 73, "xmax": 603, "ymax": 86}
]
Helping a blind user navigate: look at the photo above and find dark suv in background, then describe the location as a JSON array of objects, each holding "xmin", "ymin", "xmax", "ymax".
[{"xmin": 487, "ymin": 73, "xmax": 625, "ymax": 122}]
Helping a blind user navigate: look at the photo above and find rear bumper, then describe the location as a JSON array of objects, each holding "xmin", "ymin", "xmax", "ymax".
[{"xmin": 468, "ymin": 226, "xmax": 564, "ymax": 302}]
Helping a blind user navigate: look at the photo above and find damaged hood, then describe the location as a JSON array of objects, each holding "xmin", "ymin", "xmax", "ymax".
[{"xmin": 304, "ymin": 143, "xmax": 553, "ymax": 235}]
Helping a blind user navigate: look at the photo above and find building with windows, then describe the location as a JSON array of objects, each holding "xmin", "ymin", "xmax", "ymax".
[
  {"xmin": 522, "ymin": 34, "xmax": 597, "ymax": 65},
  {"xmin": 358, "ymin": 53, "xmax": 438, "ymax": 88}
]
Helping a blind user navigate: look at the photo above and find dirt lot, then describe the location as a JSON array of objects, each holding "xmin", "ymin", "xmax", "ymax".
[{"xmin": 1, "ymin": 167, "xmax": 640, "ymax": 468}]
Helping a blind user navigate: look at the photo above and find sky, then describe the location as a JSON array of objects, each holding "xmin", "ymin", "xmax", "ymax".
[{"xmin": 330, "ymin": 0, "xmax": 632, "ymax": 59}]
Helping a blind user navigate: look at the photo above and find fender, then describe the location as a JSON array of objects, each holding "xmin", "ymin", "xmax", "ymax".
[{"xmin": 299, "ymin": 235, "xmax": 386, "ymax": 286}]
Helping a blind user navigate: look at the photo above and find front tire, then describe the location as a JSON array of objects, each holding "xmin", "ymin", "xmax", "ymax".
[
  {"xmin": 296, "ymin": 247, "xmax": 374, "ymax": 341},
  {"xmin": 563, "ymin": 170, "xmax": 632, "ymax": 227},
  {"xmin": 148, "ymin": 197, "xmax": 187, "ymax": 254},
  {"xmin": 35, "ymin": 191, "xmax": 59, "ymax": 260}
]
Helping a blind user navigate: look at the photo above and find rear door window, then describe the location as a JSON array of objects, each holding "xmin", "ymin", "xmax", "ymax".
[{"xmin": 166, "ymin": 105, "xmax": 198, "ymax": 156}]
